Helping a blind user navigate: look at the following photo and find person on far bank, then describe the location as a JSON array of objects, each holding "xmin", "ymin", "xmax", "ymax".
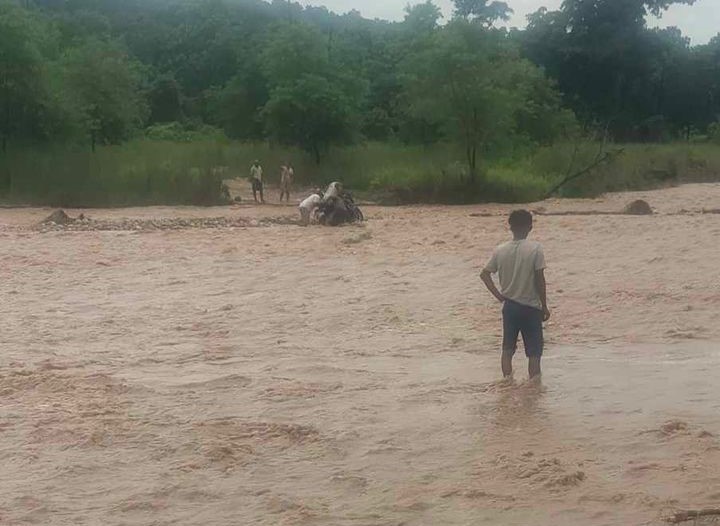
[
  {"xmin": 250, "ymin": 160, "xmax": 264, "ymax": 204},
  {"xmin": 480, "ymin": 210, "xmax": 550, "ymax": 379},
  {"xmin": 279, "ymin": 162, "xmax": 293, "ymax": 202}
]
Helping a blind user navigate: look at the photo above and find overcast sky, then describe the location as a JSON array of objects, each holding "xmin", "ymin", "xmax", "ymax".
[{"xmin": 296, "ymin": 0, "xmax": 718, "ymax": 44}]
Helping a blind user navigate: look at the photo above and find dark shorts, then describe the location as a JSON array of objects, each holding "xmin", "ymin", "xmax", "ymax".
[
  {"xmin": 252, "ymin": 179, "xmax": 263, "ymax": 192},
  {"xmin": 502, "ymin": 300, "xmax": 544, "ymax": 358}
]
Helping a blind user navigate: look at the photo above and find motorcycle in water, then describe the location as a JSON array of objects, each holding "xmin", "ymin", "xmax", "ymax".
[{"xmin": 317, "ymin": 192, "xmax": 364, "ymax": 226}]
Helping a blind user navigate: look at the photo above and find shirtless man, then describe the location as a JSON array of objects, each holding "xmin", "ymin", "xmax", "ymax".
[
  {"xmin": 279, "ymin": 163, "xmax": 293, "ymax": 202},
  {"xmin": 250, "ymin": 160, "xmax": 264, "ymax": 203}
]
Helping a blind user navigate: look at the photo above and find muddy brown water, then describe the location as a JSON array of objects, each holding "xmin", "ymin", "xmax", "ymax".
[{"xmin": 1, "ymin": 183, "xmax": 720, "ymax": 525}]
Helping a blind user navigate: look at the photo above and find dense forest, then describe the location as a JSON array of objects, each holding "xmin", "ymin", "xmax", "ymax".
[{"xmin": 1, "ymin": 0, "xmax": 720, "ymax": 204}]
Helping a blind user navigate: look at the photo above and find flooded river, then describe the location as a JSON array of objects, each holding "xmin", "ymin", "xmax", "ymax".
[{"xmin": 1, "ymin": 184, "xmax": 719, "ymax": 525}]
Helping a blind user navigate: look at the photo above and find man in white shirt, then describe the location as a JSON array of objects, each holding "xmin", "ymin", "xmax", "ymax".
[
  {"xmin": 298, "ymin": 188, "xmax": 322, "ymax": 226},
  {"xmin": 480, "ymin": 210, "xmax": 550, "ymax": 379},
  {"xmin": 324, "ymin": 181, "xmax": 342, "ymax": 200},
  {"xmin": 250, "ymin": 160, "xmax": 264, "ymax": 203}
]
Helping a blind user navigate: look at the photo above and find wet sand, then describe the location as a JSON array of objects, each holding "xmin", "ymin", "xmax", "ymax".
[{"xmin": 1, "ymin": 183, "xmax": 719, "ymax": 525}]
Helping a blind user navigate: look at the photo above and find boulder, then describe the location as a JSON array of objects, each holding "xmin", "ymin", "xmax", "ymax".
[
  {"xmin": 41, "ymin": 209, "xmax": 74, "ymax": 225},
  {"xmin": 623, "ymin": 200, "xmax": 653, "ymax": 216}
]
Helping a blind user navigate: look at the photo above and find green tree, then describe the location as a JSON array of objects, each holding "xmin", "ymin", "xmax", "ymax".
[
  {"xmin": 261, "ymin": 22, "xmax": 362, "ymax": 162},
  {"xmin": 405, "ymin": 21, "xmax": 569, "ymax": 181},
  {"xmin": 263, "ymin": 74, "xmax": 358, "ymax": 164},
  {"xmin": 403, "ymin": 1, "xmax": 443, "ymax": 34},
  {"xmin": 205, "ymin": 70, "xmax": 267, "ymax": 140},
  {"xmin": 59, "ymin": 39, "xmax": 148, "ymax": 151},
  {"xmin": 148, "ymin": 74, "xmax": 183, "ymax": 124},
  {"xmin": 511, "ymin": 60, "xmax": 577, "ymax": 146},
  {"xmin": 261, "ymin": 22, "xmax": 329, "ymax": 86},
  {"xmin": 0, "ymin": 3, "xmax": 52, "ymax": 152},
  {"xmin": 521, "ymin": 0, "xmax": 697, "ymax": 138},
  {"xmin": 452, "ymin": 0, "xmax": 512, "ymax": 25}
]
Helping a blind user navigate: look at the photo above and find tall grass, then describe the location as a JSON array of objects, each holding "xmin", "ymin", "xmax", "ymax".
[
  {"xmin": 530, "ymin": 142, "xmax": 720, "ymax": 197},
  {"xmin": 0, "ymin": 141, "xmax": 230, "ymax": 207},
  {"xmin": 1, "ymin": 139, "xmax": 719, "ymax": 207}
]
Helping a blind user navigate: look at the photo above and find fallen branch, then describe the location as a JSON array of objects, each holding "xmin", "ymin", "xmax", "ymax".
[
  {"xmin": 544, "ymin": 148, "xmax": 624, "ymax": 199},
  {"xmin": 667, "ymin": 508, "xmax": 720, "ymax": 523},
  {"xmin": 468, "ymin": 212, "xmax": 497, "ymax": 217},
  {"xmin": 533, "ymin": 210, "xmax": 622, "ymax": 217}
]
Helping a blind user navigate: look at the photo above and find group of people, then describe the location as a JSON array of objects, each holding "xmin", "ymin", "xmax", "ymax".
[
  {"xmin": 246, "ymin": 161, "xmax": 363, "ymax": 227},
  {"xmin": 248, "ymin": 160, "xmax": 294, "ymax": 204},
  {"xmin": 248, "ymin": 161, "xmax": 549, "ymax": 378},
  {"xmin": 298, "ymin": 182, "xmax": 364, "ymax": 226}
]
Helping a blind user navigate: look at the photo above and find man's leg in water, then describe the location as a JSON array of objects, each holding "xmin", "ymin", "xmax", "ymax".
[
  {"xmin": 521, "ymin": 307, "xmax": 544, "ymax": 379},
  {"xmin": 502, "ymin": 350, "xmax": 515, "ymax": 378},
  {"xmin": 501, "ymin": 301, "xmax": 520, "ymax": 378},
  {"xmin": 528, "ymin": 357, "xmax": 542, "ymax": 379}
]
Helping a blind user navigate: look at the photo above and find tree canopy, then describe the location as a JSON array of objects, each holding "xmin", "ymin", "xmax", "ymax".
[{"xmin": 0, "ymin": 0, "xmax": 717, "ymax": 159}]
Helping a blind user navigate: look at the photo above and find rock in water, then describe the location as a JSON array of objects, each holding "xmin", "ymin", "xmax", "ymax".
[
  {"xmin": 42, "ymin": 209, "xmax": 74, "ymax": 225},
  {"xmin": 623, "ymin": 200, "xmax": 653, "ymax": 215}
]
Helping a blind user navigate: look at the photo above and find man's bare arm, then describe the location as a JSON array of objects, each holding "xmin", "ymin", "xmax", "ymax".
[
  {"xmin": 535, "ymin": 269, "xmax": 551, "ymax": 321},
  {"xmin": 480, "ymin": 270, "xmax": 505, "ymax": 303}
]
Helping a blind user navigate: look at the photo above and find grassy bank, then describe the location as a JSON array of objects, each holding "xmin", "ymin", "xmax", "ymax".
[
  {"xmin": 1, "ymin": 140, "xmax": 719, "ymax": 207},
  {"xmin": 529, "ymin": 142, "xmax": 720, "ymax": 198},
  {"xmin": 0, "ymin": 142, "xmax": 231, "ymax": 207}
]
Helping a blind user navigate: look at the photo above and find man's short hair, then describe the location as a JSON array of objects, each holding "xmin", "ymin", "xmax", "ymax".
[{"xmin": 509, "ymin": 209, "xmax": 533, "ymax": 230}]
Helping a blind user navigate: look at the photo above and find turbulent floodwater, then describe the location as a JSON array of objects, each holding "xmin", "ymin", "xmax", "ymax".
[{"xmin": 1, "ymin": 184, "xmax": 720, "ymax": 525}]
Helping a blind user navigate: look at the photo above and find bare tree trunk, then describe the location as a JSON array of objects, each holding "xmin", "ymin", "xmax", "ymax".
[
  {"xmin": 327, "ymin": 28, "xmax": 334, "ymax": 62},
  {"xmin": 2, "ymin": 95, "xmax": 9, "ymax": 154},
  {"xmin": 466, "ymin": 144, "xmax": 476, "ymax": 183},
  {"xmin": 471, "ymin": 144, "xmax": 477, "ymax": 181},
  {"xmin": 545, "ymin": 149, "xmax": 624, "ymax": 198},
  {"xmin": 313, "ymin": 145, "xmax": 321, "ymax": 165},
  {"xmin": 467, "ymin": 108, "xmax": 479, "ymax": 184}
]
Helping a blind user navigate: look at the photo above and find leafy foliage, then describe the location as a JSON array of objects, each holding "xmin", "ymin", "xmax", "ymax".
[
  {"xmin": 1, "ymin": 0, "xmax": 719, "ymax": 204},
  {"xmin": 0, "ymin": 2, "xmax": 55, "ymax": 151},
  {"xmin": 263, "ymin": 74, "xmax": 359, "ymax": 163},
  {"xmin": 521, "ymin": 0, "xmax": 710, "ymax": 140},
  {"xmin": 452, "ymin": 0, "xmax": 512, "ymax": 25},
  {"xmin": 58, "ymin": 39, "xmax": 148, "ymax": 150},
  {"xmin": 403, "ymin": 20, "xmax": 573, "ymax": 179}
]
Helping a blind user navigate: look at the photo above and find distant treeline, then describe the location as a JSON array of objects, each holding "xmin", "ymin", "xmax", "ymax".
[{"xmin": 1, "ymin": 0, "xmax": 718, "ymax": 176}]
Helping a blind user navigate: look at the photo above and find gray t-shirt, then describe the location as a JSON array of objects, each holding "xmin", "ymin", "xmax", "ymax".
[{"xmin": 484, "ymin": 239, "xmax": 546, "ymax": 310}]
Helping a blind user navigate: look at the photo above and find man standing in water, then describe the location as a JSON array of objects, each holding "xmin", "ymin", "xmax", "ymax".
[
  {"xmin": 250, "ymin": 160, "xmax": 264, "ymax": 203},
  {"xmin": 480, "ymin": 210, "xmax": 550, "ymax": 379}
]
